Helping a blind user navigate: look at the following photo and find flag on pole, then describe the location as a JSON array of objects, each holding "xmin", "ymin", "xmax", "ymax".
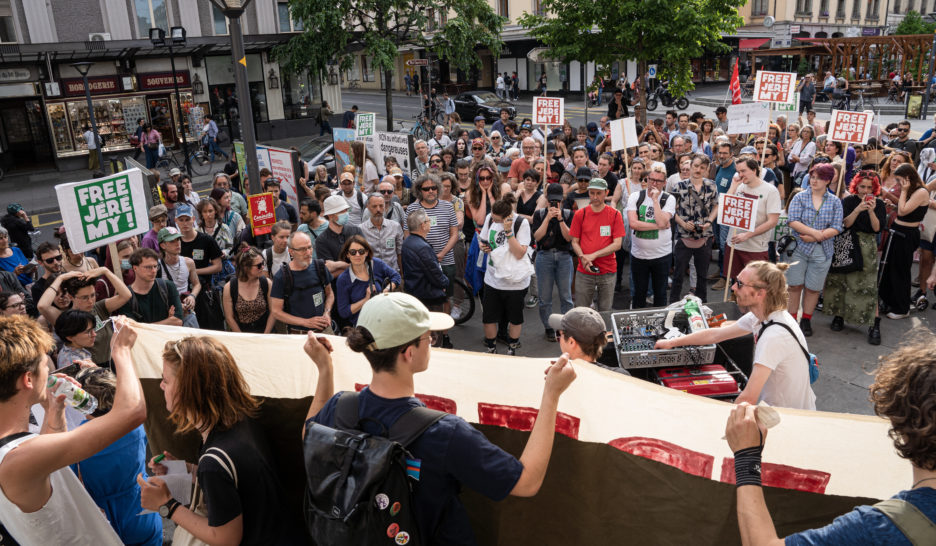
[{"xmin": 730, "ymin": 60, "xmax": 742, "ymax": 105}]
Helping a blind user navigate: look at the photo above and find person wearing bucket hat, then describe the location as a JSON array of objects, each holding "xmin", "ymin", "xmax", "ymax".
[
  {"xmin": 141, "ymin": 205, "xmax": 169, "ymax": 252},
  {"xmin": 316, "ymin": 195, "xmax": 363, "ymax": 269},
  {"xmin": 305, "ymin": 292, "xmax": 577, "ymax": 543},
  {"xmin": 1, "ymin": 203, "xmax": 35, "ymax": 260},
  {"xmin": 570, "ymin": 176, "xmax": 625, "ymax": 312}
]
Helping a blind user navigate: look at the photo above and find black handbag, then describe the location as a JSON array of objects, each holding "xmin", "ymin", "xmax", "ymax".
[{"xmin": 829, "ymin": 229, "xmax": 863, "ymax": 274}]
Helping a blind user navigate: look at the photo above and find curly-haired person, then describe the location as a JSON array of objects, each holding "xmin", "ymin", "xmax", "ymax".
[{"xmin": 723, "ymin": 333, "xmax": 936, "ymax": 545}]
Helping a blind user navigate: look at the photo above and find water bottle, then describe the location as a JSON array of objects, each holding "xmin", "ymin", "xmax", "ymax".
[
  {"xmin": 47, "ymin": 376, "xmax": 98, "ymax": 415},
  {"xmin": 684, "ymin": 297, "xmax": 706, "ymax": 333}
]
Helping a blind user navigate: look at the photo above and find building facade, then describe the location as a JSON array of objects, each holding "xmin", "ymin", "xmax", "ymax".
[{"xmin": 0, "ymin": 0, "xmax": 340, "ymax": 174}]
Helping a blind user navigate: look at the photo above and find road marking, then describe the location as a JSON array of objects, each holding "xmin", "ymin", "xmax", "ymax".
[{"xmin": 36, "ymin": 218, "xmax": 63, "ymax": 228}]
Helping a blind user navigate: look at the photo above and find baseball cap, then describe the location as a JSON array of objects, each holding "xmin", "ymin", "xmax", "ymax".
[
  {"xmin": 175, "ymin": 203, "xmax": 195, "ymax": 218},
  {"xmin": 546, "ymin": 141, "xmax": 556, "ymax": 154},
  {"xmin": 157, "ymin": 226, "xmax": 182, "ymax": 243},
  {"xmin": 588, "ymin": 178, "xmax": 608, "ymax": 191},
  {"xmin": 358, "ymin": 292, "xmax": 454, "ymax": 350},
  {"xmin": 575, "ymin": 166, "xmax": 592, "ymax": 180},
  {"xmin": 339, "ymin": 171, "xmax": 355, "ymax": 183},
  {"xmin": 148, "ymin": 204, "xmax": 168, "ymax": 220},
  {"xmin": 548, "ymin": 307, "xmax": 606, "ymax": 343},
  {"xmin": 498, "ymin": 155, "xmax": 513, "ymax": 173},
  {"xmin": 474, "ymin": 115, "xmax": 486, "ymax": 122},
  {"xmin": 389, "ymin": 167, "xmax": 404, "ymax": 177},
  {"xmin": 739, "ymin": 146, "xmax": 758, "ymax": 156},
  {"xmin": 546, "ymin": 183, "xmax": 564, "ymax": 202},
  {"xmin": 6, "ymin": 203, "xmax": 22, "ymax": 215},
  {"xmin": 169, "ymin": 167, "xmax": 181, "ymax": 177},
  {"xmin": 322, "ymin": 195, "xmax": 350, "ymax": 216},
  {"xmin": 587, "ymin": 122, "xmax": 599, "ymax": 135},
  {"xmin": 472, "ymin": 137, "xmax": 486, "ymax": 148}
]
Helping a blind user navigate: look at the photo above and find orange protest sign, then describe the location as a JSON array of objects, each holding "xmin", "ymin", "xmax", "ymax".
[
  {"xmin": 532, "ymin": 97, "xmax": 564, "ymax": 126},
  {"xmin": 248, "ymin": 193, "xmax": 276, "ymax": 236},
  {"xmin": 718, "ymin": 194, "xmax": 758, "ymax": 233},
  {"xmin": 753, "ymin": 71, "xmax": 797, "ymax": 104},
  {"xmin": 827, "ymin": 109, "xmax": 873, "ymax": 144}
]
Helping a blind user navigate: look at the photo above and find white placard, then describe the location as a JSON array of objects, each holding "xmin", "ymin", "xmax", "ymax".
[
  {"xmin": 827, "ymin": 109, "xmax": 874, "ymax": 144},
  {"xmin": 533, "ymin": 96, "xmax": 564, "ymax": 126},
  {"xmin": 609, "ymin": 117, "xmax": 639, "ymax": 151},
  {"xmin": 753, "ymin": 71, "xmax": 798, "ymax": 104},
  {"xmin": 726, "ymin": 102, "xmax": 771, "ymax": 135}
]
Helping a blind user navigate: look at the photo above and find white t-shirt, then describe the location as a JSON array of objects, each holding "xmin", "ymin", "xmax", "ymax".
[
  {"xmin": 625, "ymin": 190, "xmax": 676, "ymax": 260},
  {"xmin": 728, "ymin": 181, "xmax": 782, "ymax": 253},
  {"xmin": 736, "ymin": 310, "xmax": 817, "ymax": 411},
  {"xmin": 266, "ymin": 247, "xmax": 290, "ymax": 277},
  {"xmin": 362, "ymin": 161, "xmax": 380, "ymax": 194},
  {"xmin": 480, "ymin": 213, "xmax": 532, "ymax": 291},
  {"xmin": 83, "ymin": 130, "xmax": 98, "ymax": 150}
]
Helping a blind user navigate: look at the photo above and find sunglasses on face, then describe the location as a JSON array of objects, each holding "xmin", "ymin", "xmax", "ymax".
[
  {"xmin": 478, "ymin": 175, "xmax": 493, "ymax": 181},
  {"xmin": 253, "ymin": 262, "xmax": 265, "ymax": 270},
  {"xmin": 420, "ymin": 186, "xmax": 438, "ymax": 192},
  {"xmin": 379, "ymin": 189, "xmax": 394, "ymax": 194},
  {"xmin": 732, "ymin": 278, "xmax": 765, "ymax": 290},
  {"xmin": 431, "ymin": 160, "xmax": 442, "ymax": 164},
  {"xmin": 347, "ymin": 248, "xmax": 367, "ymax": 256},
  {"xmin": 44, "ymin": 255, "xmax": 64, "ymax": 264},
  {"xmin": 472, "ymin": 147, "xmax": 484, "ymax": 151}
]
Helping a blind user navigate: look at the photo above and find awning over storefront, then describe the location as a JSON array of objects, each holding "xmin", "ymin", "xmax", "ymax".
[{"xmin": 739, "ymin": 38, "xmax": 770, "ymax": 51}]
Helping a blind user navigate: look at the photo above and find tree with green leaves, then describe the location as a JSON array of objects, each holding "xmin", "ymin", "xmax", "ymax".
[
  {"xmin": 519, "ymin": 0, "xmax": 745, "ymax": 123},
  {"xmin": 893, "ymin": 10, "xmax": 936, "ymax": 35},
  {"xmin": 274, "ymin": 0, "xmax": 503, "ymax": 130}
]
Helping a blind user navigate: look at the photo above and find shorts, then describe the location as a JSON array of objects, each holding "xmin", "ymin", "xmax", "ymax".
[
  {"xmin": 442, "ymin": 264, "xmax": 456, "ymax": 298},
  {"xmin": 784, "ymin": 244, "xmax": 832, "ymax": 291},
  {"xmin": 920, "ymin": 237, "xmax": 934, "ymax": 252},
  {"xmin": 482, "ymin": 284, "xmax": 526, "ymax": 325}
]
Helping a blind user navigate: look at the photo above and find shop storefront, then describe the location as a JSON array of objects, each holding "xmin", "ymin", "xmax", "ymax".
[
  {"xmin": 204, "ymin": 54, "xmax": 268, "ymax": 141},
  {"xmin": 0, "ymin": 66, "xmax": 53, "ymax": 173},
  {"xmin": 45, "ymin": 72, "xmax": 196, "ymax": 160}
]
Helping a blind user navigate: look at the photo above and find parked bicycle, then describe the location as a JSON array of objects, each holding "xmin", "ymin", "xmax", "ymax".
[
  {"xmin": 448, "ymin": 277, "xmax": 475, "ymax": 325},
  {"xmin": 409, "ymin": 112, "xmax": 434, "ymax": 141},
  {"xmin": 155, "ymin": 146, "xmax": 212, "ymax": 176}
]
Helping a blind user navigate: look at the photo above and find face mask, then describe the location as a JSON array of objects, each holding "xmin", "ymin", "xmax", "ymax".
[
  {"xmin": 120, "ymin": 259, "xmax": 131, "ymax": 270},
  {"xmin": 336, "ymin": 212, "xmax": 349, "ymax": 226}
]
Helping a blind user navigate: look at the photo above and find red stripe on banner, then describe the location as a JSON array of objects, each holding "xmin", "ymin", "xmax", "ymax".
[
  {"xmin": 477, "ymin": 403, "xmax": 581, "ymax": 439},
  {"xmin": 354, "ymin": 383, "xmax": 458, "ymax": 414},
  {"xmin": 609, "ymin": 437, "xmax": 715, "ymax": 479},
  {"xmin": 720, "ymin": 458, "xmax": 831, "ymax": 493}
]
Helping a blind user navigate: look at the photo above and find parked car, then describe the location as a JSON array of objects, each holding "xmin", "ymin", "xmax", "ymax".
[
  {"xmin": 453, "ymin": 91, "xmax": 516, "ymax": 123},
  {"xmin": 296, "ymin": 135, "xmax": 336, "ymax": 178}
]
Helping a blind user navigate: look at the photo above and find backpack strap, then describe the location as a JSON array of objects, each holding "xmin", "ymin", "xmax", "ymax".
[
  {"xmin": 356, "ymin": 191, "xmax": 364, "ymax": 211},
  {"xmin": 389, "ymin": 407, "xmax": 446, "ymax": 448},
  {"xmin": 199, "ymin": 447, "xmax": 238, "ymax": 488},
  {"xmin": 756, "ymin": 320, "xmax": 810, "ymax": 362},
  {"xmin": 334, "ymin": 391, "xmax": 361, "ymax": 430},
  {"xmin": 265, "ymin": 247, "xmax": 274, "ymax": 273},
  {"xmin": 314, "ymin": 258, "xmax": 328, "ymax": 293},
  {"xmin": 873, "ymin": 498, "xmax": 936, "ymax": 546},
  {"xmin": 282, "ymin": 266, "xmax": 294, "ymax": 314},
  {"xmin": 154, "ymin": 278, "xmax": 169, "ymax": 310}
]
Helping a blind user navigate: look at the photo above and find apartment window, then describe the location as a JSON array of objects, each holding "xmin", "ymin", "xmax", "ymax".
[
  {"xmin": 361, "ymin": 55, "xmax": 375, "ymax": 82},
  {"xmin": 836, "ymin": 0, "xmax": 846, "ymax": 16},
  {"xmin": 532, "ymin": 0, "xmax": 544, "ymax": 15},
  {"xmin": 796, "ymin": 0, "xmax": 813, "ymax": 14},
  {"xmin": 752, "ymin": 0, "xmax": 768, "ymax": 15},
  {"xmin": 893, "ymin": 0, "xmax": 901, "ymax": 13},
  {"xmin": 212, "ymin": 4, "xmax": 228, "ymax": 35},
  {"xmin": 852, "ymin": 0, "xmax": 861, "ymax": 17},
  {"xmin": 278, "ymin": 2, "xmax": 303, "ymax": 32},
  {"xmin": 134, "ymin": 0, "xmax": 168, "ymax": 32},
  {"xmin": 498, "ymin": 0, "xmax": 509, "ymax": 18},
  {"xmin": 819, "ymin": 0, "xmax": 830, "ymax": 14},
  {"xmin": 866, "ymin": 0, "xmax": 879, "ymax": 18},
  {"xmin": 0, "ymin": 1, "xmax": 15, "ymax": 43},
  {"xmin": 427, "ymin": 8, "xmax": 436, "ymax": 31}
]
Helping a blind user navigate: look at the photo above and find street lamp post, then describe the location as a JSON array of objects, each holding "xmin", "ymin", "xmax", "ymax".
[
  {"xmin": 210, "ymin": 0, "xmax": 260, "ymax": 195},
  {"xmin": 150, "ymin": 27, "xmax": 192, "ymax": 176},
  {"xmin": 70, "ymin": 62, "xmax": 104, "ymax": 171}
]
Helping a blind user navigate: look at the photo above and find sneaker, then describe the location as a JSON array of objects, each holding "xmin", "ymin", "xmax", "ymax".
[
  {"xmin": 886, "ymin": 311, "xmax": 910, "ymax": 319},
  {"xmin": 525, "ymin": 295, "xmax": 538, "ymax": 308},
  {"xmin": 450, "ymin": 306, "xmax": 463, "ymax": 322},
  {"xmin": 800, "ymin": 317, "xmax": 813, "ymax": 337},
  {"xmin": 868, "ymin": 324, "xmax": 882, "ymax": 345},
  {"xmin": 545, "ymin": 328, "xmax": 557, "ymax": 342},
  {"xmin": 441, "ymin": 334, "xmax": 453, "ymax": 349},
  {"xmin": 506, "ymin": 343, "xmax": 520, "ymax": 356},
  {"xmin": 486, "ymin": 344, "xmax": 497, "ymax": 354},
  {"xmin": 711, "ymin": 278, "xmax": 727, "ymax": 291},
  {"xmin": 706, "ymin": 272, "xmax": 721, "ymax": 281},
  {"xmin": 830, "ymin": 316, "xmax": 844, "ymax": 331}
]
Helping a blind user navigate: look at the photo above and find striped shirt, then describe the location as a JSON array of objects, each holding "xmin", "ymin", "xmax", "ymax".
[{"xmin": 403, "ymin": 200, "xmax": 458, "ymax": 265}]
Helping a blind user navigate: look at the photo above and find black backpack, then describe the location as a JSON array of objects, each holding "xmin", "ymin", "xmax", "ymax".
[{"xmin": 303, "ymin": 391, "xmax": 445, "ymax": 546}]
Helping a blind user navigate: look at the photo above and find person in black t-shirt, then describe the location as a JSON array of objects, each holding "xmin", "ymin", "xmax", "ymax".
[
  {"xmin": 175, "ymin": 203, "xmax": 223, "ymax": 329},
  {"xmin": 532, "ymin": 183, "xmax": 574, "ymax": 342},
  {"xmin": 140, "ymin": 335, "xmax": 305, "ymax": 545}
]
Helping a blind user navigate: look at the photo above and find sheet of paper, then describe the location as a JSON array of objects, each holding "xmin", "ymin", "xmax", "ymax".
[{"xmin": 139, "ymin": 460, "xmax": 192, "ymax": 514}]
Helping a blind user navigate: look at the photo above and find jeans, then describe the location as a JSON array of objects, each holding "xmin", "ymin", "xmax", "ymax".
[
  {"xmin": 536, "ymin": 249, "xmax": 574, "ymax": 328},
  {"xmin": 672, "ymin": 239, "xmax": 711, "ymax": 303},
  {"xmin": 319, "ymin": 120, "xmax": 333, "ymax": 136},
  {"xmin": 574, "ymin": 271, "xmax": 616, "ymax": 312},
  {"xmin": 631, "ymin": 255, "xmax": 670, "ymax": 308},
  {"xmin": 718, "ymin": 224, "xmax": 730, "ymax": 277},
  {"xmin": 206, "ymin": 138, "xmax": 227, "ymax": 162},
  {"xmin": 145, "ymin": 146, "xmax": 159, "ymax": 169},
  {"xmin": 182, "ymin": 311, "xmax": 200, "ymax": 329}
]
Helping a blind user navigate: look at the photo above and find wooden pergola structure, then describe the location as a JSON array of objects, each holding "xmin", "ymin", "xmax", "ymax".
[{"xmin": 753, "ymin": 34, "xmax": 934, "ymax": 81}]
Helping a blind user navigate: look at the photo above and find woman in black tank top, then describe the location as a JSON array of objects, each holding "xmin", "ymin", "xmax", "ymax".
[{"xmin": 515, "ymin": 167, "xmax": 546, "ymax": 222}]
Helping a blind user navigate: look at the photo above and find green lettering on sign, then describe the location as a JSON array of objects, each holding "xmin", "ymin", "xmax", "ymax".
[
  {"xmin": 72, "ymin": 174, "xmax": 137, "ymax": 244},
  {"xmin": 356, "ymin": 113, "xmax": 375, "ymax": 138}
]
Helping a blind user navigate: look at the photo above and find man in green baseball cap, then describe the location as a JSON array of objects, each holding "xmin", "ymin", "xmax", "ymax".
[
  {"xmin": 302, "ymin": 292, "xmax": 578, "ymax": 542},
  {"xmin": 569, "ymin": 176, "xmax": 625, "ymax": 312}
]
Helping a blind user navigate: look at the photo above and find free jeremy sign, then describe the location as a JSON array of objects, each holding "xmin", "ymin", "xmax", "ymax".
[
  {"xmin": 55, "ymin": 170, "xmax": 150, "ymax": 253},
  {"xmin": 532, "ymin": 96, "xmax": 563, "ymax": 126},
  {"xmin": 753, "ymin": 71, "xmax": 797, "ymax": 104},
  {"xmin": 718, "ymin": 194, "xmax": 758, "ymax": 232},
  {"xmin": 249, "ymin": 193, "xmax": 276, "ymax": 236},
  {"xmin": 827, "ymin": 110, "xmax": 873, "ymax": 144}
]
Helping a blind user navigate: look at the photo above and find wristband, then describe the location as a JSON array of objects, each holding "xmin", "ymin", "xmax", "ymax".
[{"xmin": 733, "ymin": 446, "xmax": 763, "ymax": 487}]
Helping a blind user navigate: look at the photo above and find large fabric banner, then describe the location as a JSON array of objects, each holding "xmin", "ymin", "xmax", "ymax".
[{"xmin": 129, "ymin": 324, "xmax": 904, "ymax": 543}]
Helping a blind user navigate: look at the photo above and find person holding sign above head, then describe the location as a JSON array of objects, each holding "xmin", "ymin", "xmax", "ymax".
[
  {"xmin": 657, "ymin": 261, "xmax": 816, "ymax": 410},
  {"xmin": 783, "ymin": 164, "xmax": 843, "ymax": 337},
  {"xmin": 723, "ymin": 158, "xmax": 782, "ymax": 284}
]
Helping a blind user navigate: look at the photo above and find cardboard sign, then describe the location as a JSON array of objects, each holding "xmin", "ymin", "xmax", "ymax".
[
  {"xmin": 775, "ymin": 92, "xmax": 800, "ymax": 113},
  {"xmin": 233, "ymin": 142, "xmax": 301, "ymax": 204},
  {"xmin": 364, "ymin": 132, "xmax": 417, "ymax": 178},
  {"xmin": 827, "ymin": 109, "xmax": 873, "ymax": 144},
  {"xmin": 248, "ymin": 193, "xmax": 276, "ymax": 236},
  {"xmin": 532, "ymin": 96, "xmax": 564, "ymax": 126},
  {"xmin": 718, "ymin": 193, "xmax": 758, "ymax": 232},
  {"xmin": 355, "ymin": 113, "xmax": 376, "ymax": 138},
  {"xmin": 56, "ymin": 169, "xmax": 150, "ymax": 253},
  {"xmin": 726, "ymin": 102, "xmax": 770, "ymax": 135},
  {"xmin": 609, "ymin": 117, "xmax": 639, "ymax": 151},
  {"xmin": 753, "ymin": 71, "xmax": 797, "ymax": 104}
]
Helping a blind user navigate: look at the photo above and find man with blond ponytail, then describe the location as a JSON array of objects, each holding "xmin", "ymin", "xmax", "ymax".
[{"xmin": 656, "ymin": 261, "xmax": 816, "ymax": 410}]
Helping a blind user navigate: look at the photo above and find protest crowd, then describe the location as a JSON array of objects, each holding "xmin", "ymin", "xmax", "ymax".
[{"xmin": 0, "ymin": 92, "xmax": 935, "ymax": 545}]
